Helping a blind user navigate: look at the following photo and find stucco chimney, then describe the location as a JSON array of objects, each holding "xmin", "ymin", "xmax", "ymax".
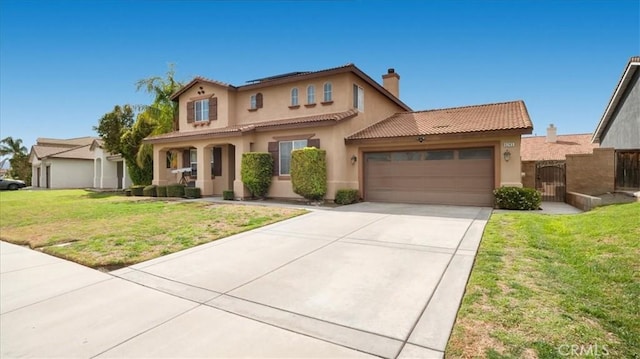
[
  {"xmin": 546, "ymin": 124, "xmax": 557, "ymax": 143},
  {"xmin": 382, "ymin": 68, "xmax": 400, "ymax": 98}
]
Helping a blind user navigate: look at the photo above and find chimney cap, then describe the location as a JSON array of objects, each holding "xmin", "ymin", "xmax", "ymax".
[{"xmin": 387, "ymin": 68, "xmax": 395, "ymax": 74}]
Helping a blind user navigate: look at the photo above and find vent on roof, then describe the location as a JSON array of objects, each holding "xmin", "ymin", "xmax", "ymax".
[{"xmin": 246, "ymin": 71, "xmax": 311, "ymax": 84}]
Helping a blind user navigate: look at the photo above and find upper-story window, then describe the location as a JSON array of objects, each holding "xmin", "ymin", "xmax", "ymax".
[
  {"xmin": 195, "ymin": 99, "xmax": 209, "ymax": 122},
  {"xmin": 323, "ymin": 82, "xmax": 332, "ymax": 102},
  {"xmin": 307, "ymin": 85, "xmax": 315, "ymax": 104},
  {"xmin": 353, "ymin": 84, "xmax": 364, "ymax": 112},
  {"xmin": 291, "ymin": 88, "xmax": 299, "ymax": 106},
  {"xmin": 250, "ymin": 93, "xmax": 263, "ymax": 110},
  {"xmin": 187, "ymin": 97, "xmax": 217, "ymax": 123}
]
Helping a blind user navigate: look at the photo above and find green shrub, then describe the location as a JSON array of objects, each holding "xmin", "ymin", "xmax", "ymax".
[
  {"xmin": 291, "ymin": 147, "xmax": 327, "ymax": 201},
  {"xmin": 143, "ymin": 185, "xmax": 157, "ymax": 197},
  {"xmin": 184, "ymin": 187, "xmax": 202, "ymax": 199},
  {"xmin": 167, "ymin": 184, "xmax": 186, "ymax": 197},
  {"xmin": 494, "ymin": 187, "xmax": 542, "ymax": 210},
  {"xmin": 156, "ymin": 186, "xmax": 167, "ymax": 197},
  {"xmin": 223, "ymin": 190, "xmax": 235, "ymax": 200},
  {"xmin": 124, "ymin": 189, "xmax": 132, "ymax": 197},
  {"xmin": 335, "ymin": 189, "xmax": 359, "ymax": 205},
  {"xmin": 130, "ymin": 185, "xmax": 145, "ymax": 196},
  {"xmin": 241, "ymin": 153, "xmax": 273, "ymax": 198}
]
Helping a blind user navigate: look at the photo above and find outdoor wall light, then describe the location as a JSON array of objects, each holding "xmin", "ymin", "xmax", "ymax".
[
  {"xmin": 350, "ymin": 155, "xmax": 358, "ymax": 165},
  {"xmin": 417, "ymin": 136, "xmax": 425, "ymax": 143},
  {"xmin": 503, "ymin": 149, "xmax": 511, "ymax": 162}
]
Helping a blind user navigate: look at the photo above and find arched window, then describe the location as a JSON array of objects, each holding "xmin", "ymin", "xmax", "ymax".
[
  {"xmin": 291, "ymin": 88, "xmax": 299, "ymax": 106},
  {"xmin": 323, "ymin": 82, "xmax": 332, "ymax": 102},
  {"xmin": 307, "ymin": 85, "xmax": 315, "ymax": 104}
]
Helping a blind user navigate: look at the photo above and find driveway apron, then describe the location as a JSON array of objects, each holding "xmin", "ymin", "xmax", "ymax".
[{"xmin": 1, "ymin": 202, "xmax": 491, "ymax": 358}]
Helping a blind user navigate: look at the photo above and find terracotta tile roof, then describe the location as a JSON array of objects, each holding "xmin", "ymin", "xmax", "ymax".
[
  {"xmin": 170, "ymin": 63, "xmax": 411, "ymax": 111},
  {"xmin": 592, "ymin": 55, "xmax": 640, "ymax": 143},
  {"xmin": 144, "ymin": 109, "xmax": 359, "ymax": 144},
  {"xmin": 346, "ymin": 100, "xmax": 533, "ymax": 141},
  {"xmin": 521, "ymin": 134, "xmax": 599, "ymax": 161}
]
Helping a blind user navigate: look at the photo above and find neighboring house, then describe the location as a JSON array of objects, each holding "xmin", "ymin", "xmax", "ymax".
[
  {"xmin": 592, "ymin": 56, "xmax": 640, "ymax": 190},
  {"xmin": 144, "ymin": 64, "xmax": 533, "ymax": 206},
  {"xmin": 29, "ymin": 137, "xmax": 131, "ymax": 189},
  {"xmin": 520, "ymin": 124, "xmax": 599, "ymax": 201}
]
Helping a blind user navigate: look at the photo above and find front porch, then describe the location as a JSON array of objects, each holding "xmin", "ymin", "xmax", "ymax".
[{"xmin": 152, "ymin": 139, "xmax": 251, "ymax": 197}]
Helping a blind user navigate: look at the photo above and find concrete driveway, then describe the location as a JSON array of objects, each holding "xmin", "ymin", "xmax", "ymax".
[{"xmin": 1, "ymin": 202, "xmax": 491, "ymax": 358}]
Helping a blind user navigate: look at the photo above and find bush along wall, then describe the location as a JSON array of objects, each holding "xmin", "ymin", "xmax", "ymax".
[
  {"xmin": 167, "ymin": 184, "xmax": 186, "ymax": 198},
  {"xmin": 184, "ymin": 187, "xmax": 202, "ymax": 199},
  {"xmin": 143, "ymin": 185, "xmax": 157, "ymax": 197},
  {"xmin": 241, "ymin": 153, "xmax": 273, "ymax": 198},
  {"xmin": 223, "ymin": 190, "xmax": 235, "ymax": 200},
  {"xmin": 130, "ymin": 185, "xmax": 145, "ymax": 196},
  {"xmin": 291, "ymin": 147, "xmax": 327, "ymax": 202},
  {"xmin": 494, "ymin": 187, "xmax": 542, "ymax": 210},
  {"xmin": 335, "ymin": 189, "xmax": 359, "ymax": 205},
  {"xmin": 156, "ymin": 185, "xmax": 167, "ymax": 197}
]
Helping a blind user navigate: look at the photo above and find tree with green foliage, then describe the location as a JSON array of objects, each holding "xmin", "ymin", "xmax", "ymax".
[
  {"xmin": 93, "ymin": 105, "xmax": 134, "ymax": 155},
  {"xmin": 133, "ymin": 64, "xmax": 182, "ymax": 167},
  {"xmin": 0, "ymin": 137, "xmax": 31, "ymax": 184},
  {"xmin": 94, "ymin": 65, "xmax": 183, "ymax": 185}
]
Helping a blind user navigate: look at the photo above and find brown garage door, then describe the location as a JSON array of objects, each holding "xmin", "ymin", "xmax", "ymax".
[{"xmin": 364, "ymin": 148, "xmax": 494, "ymax": 206}]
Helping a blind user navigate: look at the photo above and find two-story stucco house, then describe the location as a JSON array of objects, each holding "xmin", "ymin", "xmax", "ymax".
[{"xmin": 144, "ymin": 64, "xmax": 533, "ymax": 206}]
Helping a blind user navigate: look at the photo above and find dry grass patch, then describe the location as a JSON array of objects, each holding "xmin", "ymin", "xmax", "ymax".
[{"xmin": 0, "ymin": 189, "xmax": 306, "ymax": 269}]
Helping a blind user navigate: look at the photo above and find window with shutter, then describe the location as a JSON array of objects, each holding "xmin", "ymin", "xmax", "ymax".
[
  {"xmin": 209, "ymin": 97, "xmax": 218, "ymax": 121},
  {"xmin": 278, "ymin": 140, "xmax": 307, "ymax": 176},
  {"xmin": 194, "ymin": 99, "xmax": 209, "ymax": 122},
  {"xmin": 268, "ymin": 142, "xmax": 279, "ymax": 176},
  {"xmin": 187, "ymin": 101, "xmax": 195, "ymax": 123}
]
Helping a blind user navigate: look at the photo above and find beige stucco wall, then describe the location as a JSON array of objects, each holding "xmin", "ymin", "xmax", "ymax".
[
  {"xmin": 177, "ymin": 82, "xmax": 233, "ymax": 132},
  {"xmin": 347, "ymin": 133, "xmax": 524, "ymax": 197},
  {"xmin": 33, "ymin": 159, "xmax": 94, "ymax": 189},
  {"xmin": 157, "ymin": 70, "xmax": 525, "ymax": 201}
]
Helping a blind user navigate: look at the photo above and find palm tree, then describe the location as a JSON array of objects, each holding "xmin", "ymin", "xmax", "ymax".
[
  {"xmin": 0, "ymin": 137, "xmax": 28, "ymax": 157},
  {"xmin": 134, "ymin": 64, "xmax": 183, "ymax": 166}
]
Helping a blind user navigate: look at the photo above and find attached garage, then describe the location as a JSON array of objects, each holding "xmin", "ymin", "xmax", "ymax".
[{"xmin": 364, "ymin": 147, "xmax": 495, "ymax": 206}]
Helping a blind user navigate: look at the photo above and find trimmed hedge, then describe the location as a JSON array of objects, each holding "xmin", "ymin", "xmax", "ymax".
[
  {"xmin": 167, "ymin": 184, "xmax": 186, "ymax": 198},
  {"xmin": 156, "ymin": 185, "xmax": 167, "ymax": 197},
  {"xmin": 124, "ymin": 189, "xmax": 132, "ymax": 197},
  {"xmin": 241, "ymin": 153, "xmax": 273, "ymax": 198},
  {"xmin": 291, "ymin": 147, "xmax": 327, "ymax": 201},
  {"xmin": 130, "ymin": 185, "xmax": 145, "ymax": 196},
  {"xmin": 143, "ymin": 185, "xmax": 157, "ymax": 197},
  {"xmin": 494, "ymin": 187, "xmax": 542, "ymax": 210},
  {"xmin": 223, "ymin": 190, "xmax": 235, "ymax": 200},
  {"xmin": 335, "ymin": 189, "xmax": 359, "ymax": 205},
  {"xmin": 184, "ymin": 187, "xmax": 202, "ymax": 199}
]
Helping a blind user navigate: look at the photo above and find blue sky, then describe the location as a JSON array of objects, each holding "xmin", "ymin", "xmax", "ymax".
[{"xmin": 1, "ymin": 0, "xmax": 638, "ymax": 150}]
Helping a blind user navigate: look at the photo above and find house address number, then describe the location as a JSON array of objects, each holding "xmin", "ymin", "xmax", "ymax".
[{"xmin": 503, "ymin": 142, "xmax": 516, "ymax": 148}]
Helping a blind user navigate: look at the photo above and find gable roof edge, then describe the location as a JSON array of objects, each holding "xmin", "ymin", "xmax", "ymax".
[{"xmin": 592, "ymin": 56, "xmax": 640, "ymax": 143}]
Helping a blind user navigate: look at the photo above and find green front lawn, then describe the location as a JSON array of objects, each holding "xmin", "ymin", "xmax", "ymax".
[
  {"xmin": 0, "ymin": 190, "xmax": 306, "ymax": 269},
  {"xmin": 447, "ymin": 202, "xmax": 640, "ymax": 358}
]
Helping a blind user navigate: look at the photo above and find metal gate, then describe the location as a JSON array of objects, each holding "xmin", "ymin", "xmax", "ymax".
[{"xmin": 536, "ymin": 161, "xmax": 566, "ymax": 202}]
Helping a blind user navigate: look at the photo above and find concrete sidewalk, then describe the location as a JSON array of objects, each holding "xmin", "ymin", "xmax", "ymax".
[{"xmin": 1, "ymin": 203, "xmax": 491, "ymax": 358}]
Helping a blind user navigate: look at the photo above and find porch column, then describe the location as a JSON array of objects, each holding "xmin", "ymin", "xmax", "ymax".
[
  {"xmin": 196, "ymin": 145, "xmax": 213, "ymax": 195},
  {"xmin": 122, "ymin": 159, "xmax": 132, "ymax": 188},
  {"xmin": 152, "ymin": 147, "xmax": 169, "ymax": 186},
  {"xmin": 232, "ymin": 138, "xmax": 251, "ymax": 199}
]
